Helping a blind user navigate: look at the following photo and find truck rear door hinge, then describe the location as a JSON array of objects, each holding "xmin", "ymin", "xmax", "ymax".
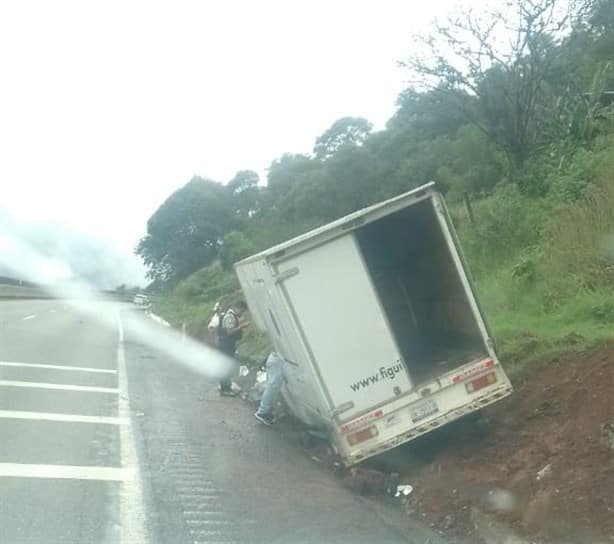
[{"xmin": 273, "ymin": 267, "xmax": 299, "ymax": 284}]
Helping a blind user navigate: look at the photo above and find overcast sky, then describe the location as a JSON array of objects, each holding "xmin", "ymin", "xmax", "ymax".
[{"xmin": 0, "ymin": 0, "xmax": 468, "ymax": 283}]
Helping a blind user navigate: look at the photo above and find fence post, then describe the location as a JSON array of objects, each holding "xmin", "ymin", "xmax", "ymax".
[{"xmin": 463, "ymin": 192, "xmax": 475, "ymax": 226}]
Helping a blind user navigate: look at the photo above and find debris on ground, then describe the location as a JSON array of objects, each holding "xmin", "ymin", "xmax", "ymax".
[
  {"xmin": 535, "ymin": 464, "xmax": 552, "ymax": 481},
  {"xmin": 386, "ymin": 472, "xmax": 401, "ymax": 496},
  {"xmin": 601, "ymin": 422, "xmax": 614, "ymax": 449},
  {"xmin": 394, "ymin": 484, "xmax": 414, "ymax": 498},
  {"xmin": 232, "ymin": 358, "xmax": 266, "ymax": 402},
  {"xmin": 230, "ymin": 381, "xmax": 241, "ymax": 393},
  {"xmin": 400, "ymin": 342, "xmax": 614, "ymax": 543},
  {"xmin": 340, "ymin": 467, "xmax": 408, "ymax": 497}
]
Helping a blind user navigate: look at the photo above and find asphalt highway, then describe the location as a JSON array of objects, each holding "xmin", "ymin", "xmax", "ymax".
[{"xmin": 0, "ymin": 299, "xmax": 442, "ymax": 544}]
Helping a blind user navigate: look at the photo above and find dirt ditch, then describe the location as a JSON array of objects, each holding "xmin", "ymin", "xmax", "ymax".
[
  {"xmin": 230, "ymin": 339, "xmax": 614, "ymax": 542},
  {"xmin": 387, "ymin": 343, "xmax": 614, "ymax": 543}
]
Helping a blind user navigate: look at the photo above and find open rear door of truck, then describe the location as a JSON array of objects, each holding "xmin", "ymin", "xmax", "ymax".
[{"xmin": 273, "ymin": 232, "xmax": 413, "ymax": 422}]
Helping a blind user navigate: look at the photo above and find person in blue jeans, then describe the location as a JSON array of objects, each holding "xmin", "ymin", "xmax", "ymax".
[{"xmin": 254, "ymin": 351, "xmax": 285, "ymax": 425}]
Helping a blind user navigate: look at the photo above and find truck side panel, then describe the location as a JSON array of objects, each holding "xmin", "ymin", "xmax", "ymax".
[
  {"xmin": 241, "ymin": 259, "xmax": 329, "ymax": 426},
  {"xmin": 235, "ymin": 260, "xmax": 269, "ymax": 331}
]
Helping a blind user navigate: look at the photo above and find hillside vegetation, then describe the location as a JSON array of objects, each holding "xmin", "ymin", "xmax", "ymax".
[{"xmin": 139, "ymin": 0, "xmax": 614, "ymax": 374}]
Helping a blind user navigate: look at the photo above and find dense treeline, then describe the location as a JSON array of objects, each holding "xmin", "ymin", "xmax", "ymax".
[{"xmin": 140, "ymin": 0, "xmax": 614, "ymax": 366}]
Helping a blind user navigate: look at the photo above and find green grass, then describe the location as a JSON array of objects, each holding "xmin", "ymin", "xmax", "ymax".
[
  {"xmin": 481, "ymin": 280, "xmax": 614, "ymax": 379},
  {"xmin": 154, "ymin": 258, "xmax": 614, "ymax": 381}
]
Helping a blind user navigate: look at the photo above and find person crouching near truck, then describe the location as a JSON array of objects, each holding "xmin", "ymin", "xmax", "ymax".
[
  {"xmin": 217, "ymin": 299, "xmax": 249, "ymax": 396},
  {"xmin": 254, "ymin": 351, "xmax": 286, "ymax": 425}
]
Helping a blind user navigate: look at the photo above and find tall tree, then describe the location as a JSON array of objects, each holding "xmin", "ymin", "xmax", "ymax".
[
  {"xmin": 136, "ymin": 177, "xmax": 236, "ymax": 284},
  {"xmin": 313, "ymin": 117, "xmax": 373, "ymax": 159},
  {"xmin": 265, "ymin": 154, "xmax": 321, "ymax": 203},
  {"xmin": 387, "ymin": 87, "xmax": 469, "ymax": 138},
  {"xmin": 405, "ymin": 0, "xmax": 591, "ymax": 170},
  {"xmin": 227, "ymin": 170, "xmax": 261, "ymax": 221}
]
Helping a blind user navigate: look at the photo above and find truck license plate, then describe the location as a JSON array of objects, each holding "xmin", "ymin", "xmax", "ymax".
[{"xmin": 410, "ymin": 399, "xmax": 439, "ymax": 422}]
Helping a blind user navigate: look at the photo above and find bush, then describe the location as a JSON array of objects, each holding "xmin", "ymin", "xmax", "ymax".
[
  {"xmin": 174, "ymin": 260, "xmax": 240, "ymax": 306},
  {"xmin": 548, "ymin": 148, "xmax": 612, "ymax": 202},
  {"xmin": 540, "ymin": 174, "xmax": 614, "ymax": 295},
  {"xmin": 219, "ymin": 231, "xmax": 256, "ymax": 271},
  {"xmin": 459, "ymin": 183, "xmax": 548, "ymax": 274}
]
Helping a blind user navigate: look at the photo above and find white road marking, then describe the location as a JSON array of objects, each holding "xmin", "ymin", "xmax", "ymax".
[
  {"xmin": 0, "ymin": 463, "xmax": 134, "ymax": 481},
  {"xmin": 0, "ymin": 410, "xmax": 128, "ymax": 425},
  {"xmin": 0, "ymin": 380, "xmax": 118, "ymax": 394},
  {"xmin": 178, "ymin": 494, "xmax": 220, "ymax": 501},
  {"xmin": 22, "ymin": 314, "xmax": 36, "ymax": 320},
  {"xmin": 183, "ymin": 511, "xmax": 226, "ymax": 517},
  {"xmin": 117, "ymin": 311, "xmax": 147, "ymax": 544},
  {"xmin": 49, "ymin": 309, "xmax": 57, "ymax": 313},
  {"xmin": 185, "ymin": 519, "xmax": 234, "ymax": 527},
  {"xmin": 0, "ymin": 361, "xmax": 117, "ymax": 374}
]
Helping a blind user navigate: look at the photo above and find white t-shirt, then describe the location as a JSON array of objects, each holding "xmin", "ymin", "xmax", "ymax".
[{"xmin": 207, "ymin": 312, "xmax": 220, "ymax": 331}]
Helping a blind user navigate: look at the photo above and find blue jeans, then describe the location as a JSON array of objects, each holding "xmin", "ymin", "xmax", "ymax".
[{"xmin": 257, "ymin": 352, "xmax": 284, "ymax": 416}]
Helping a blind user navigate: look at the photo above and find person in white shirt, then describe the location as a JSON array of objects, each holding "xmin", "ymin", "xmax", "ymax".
[{"xmin": 206, "ymin": 302, "xmax": 222, "ymax": 346}]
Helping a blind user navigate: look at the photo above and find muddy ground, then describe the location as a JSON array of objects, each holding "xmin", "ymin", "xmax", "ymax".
[
  {"xmin": 380, "ymin": 343, "xmax": 614, "ymax": 543},
  {"xmin": 231, "ymin": 341, "xmax": 614, "ymax": 543}
]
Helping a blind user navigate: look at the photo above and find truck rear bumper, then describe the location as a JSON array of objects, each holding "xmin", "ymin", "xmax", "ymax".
[{"xmin": 343, "ymin": 383, "xmax": 513, "ymax": 466}]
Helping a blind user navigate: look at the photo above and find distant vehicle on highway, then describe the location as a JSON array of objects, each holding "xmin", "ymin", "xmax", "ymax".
[{"xmin": 133, "ymin": 294, "xmax": 150, "ymax": 306}]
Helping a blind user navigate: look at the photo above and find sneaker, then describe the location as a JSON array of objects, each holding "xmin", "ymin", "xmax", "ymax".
[
  {"xmin": 220, "ymin": 389, "xmax": 237, "ymax": 397},
  {"xmin": 254, "ymin": 412, "xmax": 275, "ymax": 425}
]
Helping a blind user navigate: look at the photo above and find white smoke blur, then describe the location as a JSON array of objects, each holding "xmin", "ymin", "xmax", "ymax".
[
  {"xmin": 0, "ymin": 225, "xmax": 230, "ymax": 379},
  {"xmin": 119, "ymin": 308, "xmax": 230, "ymax": 379},
  {"xmin": 0, "ymin": 210, "xmax": 145, "ymax": 288},
  {"xmin": 0, "ymin": 226, "xmax": 74, "ymax": 283}
]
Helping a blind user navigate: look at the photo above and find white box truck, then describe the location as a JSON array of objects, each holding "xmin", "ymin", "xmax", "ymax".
[{"xmin": 235, "ymin": 182, "xmax": 512, "ymax": 466}]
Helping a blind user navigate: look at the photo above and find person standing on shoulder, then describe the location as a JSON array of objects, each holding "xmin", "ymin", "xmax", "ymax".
[
  {"xmin": 217, "ymin": 300, "xmax": 249, "ymax": 396},
  {"xmin": 254, "ymin": 351, "xmax": 286, "ymax": 425},
  {"xmin": 206, "ymin": 302, "xmax": 222, "ymax": 347}
]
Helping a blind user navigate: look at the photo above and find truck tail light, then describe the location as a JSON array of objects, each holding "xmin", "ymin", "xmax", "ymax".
[
  {"xmin": 466, "ymin": 372, "xmax": 497, "ymax": 393},
  {"xmin": 347, "ymin": 425, "xmax": 378, "ymax": 446}
]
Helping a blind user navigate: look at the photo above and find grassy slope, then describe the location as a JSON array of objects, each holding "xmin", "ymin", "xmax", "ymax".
[{"xmin": 480, "ymin": 281, "xmax": 614, "ymax": 378}]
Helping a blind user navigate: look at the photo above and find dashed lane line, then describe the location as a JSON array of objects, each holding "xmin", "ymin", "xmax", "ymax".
[
  {"xmin": 0, "ymin": 410, "xmax": 128, "ymax": 425},
  {"xmin": 0, "ymin": 361, "xmax": 117, "ymax": 374},
  {"xmin": 0, "ymin": 380, "xmax": 118, "ymax": 394},
  {"xmin": 22, "ymin": 314, "xmax": 36, "ymax": 321},
  {"xmin": 0, "ymin": 463, "xmax": 134, "ymax": 481}
]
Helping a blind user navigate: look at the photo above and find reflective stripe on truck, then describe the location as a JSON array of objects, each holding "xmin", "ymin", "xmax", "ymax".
[
  {"xmin": 340, "ymin": 409, "xmax": 384, "ymax": 434},
  {"xmin": 345, "ymin": 383, "xmax": 512, "ymax": 464},
  {"xmin": 337, "ymin": 357, "xmax": 497, "ymax": 431}
]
